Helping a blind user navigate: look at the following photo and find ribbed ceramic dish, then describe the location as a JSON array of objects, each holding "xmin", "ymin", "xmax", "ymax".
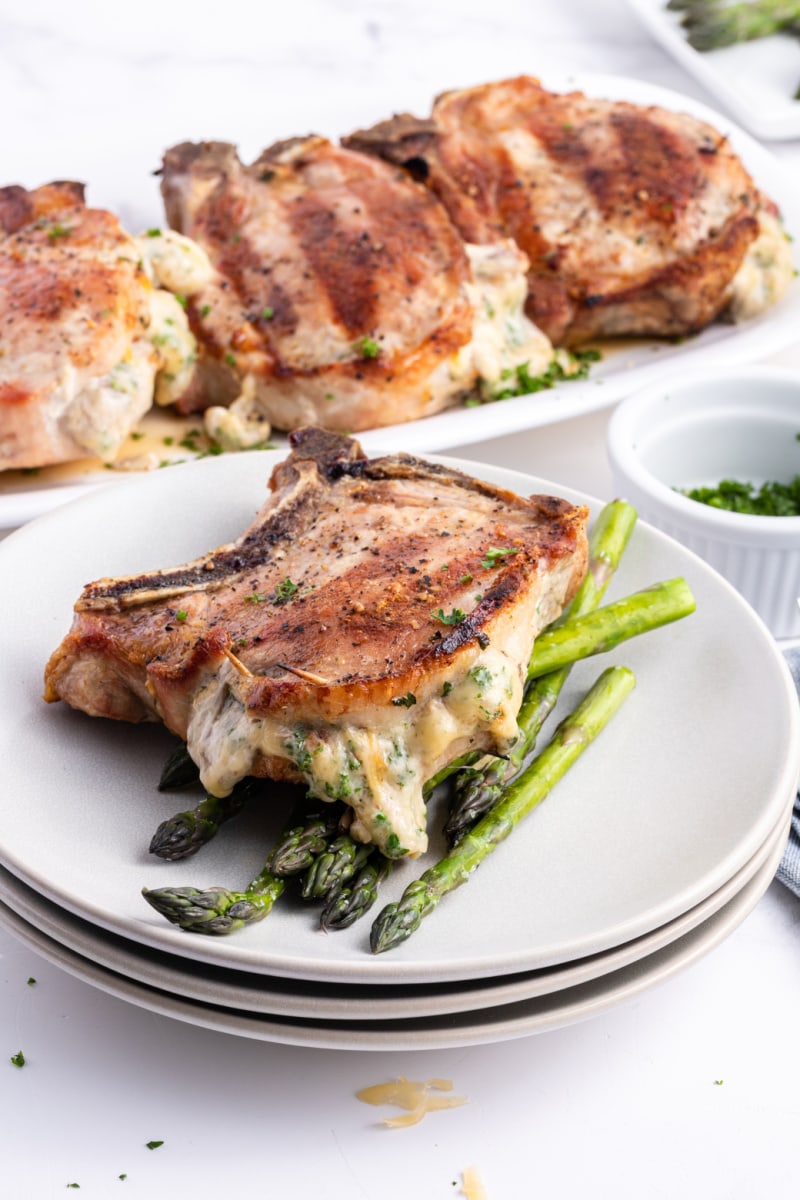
[{"xmin": 607, "ymin": 365, "xmax": 800, "ymax": 639}]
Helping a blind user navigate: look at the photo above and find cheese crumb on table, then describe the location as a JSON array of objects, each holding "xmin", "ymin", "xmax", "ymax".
[{"xmin": 355, "ymin": 1075, "xmax": 468, "ymax": 1128}]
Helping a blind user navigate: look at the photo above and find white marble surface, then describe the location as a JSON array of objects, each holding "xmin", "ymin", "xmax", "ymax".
[{"xmin": 1, "ymin": 1, "xmax": 800, "ymax": 1196}]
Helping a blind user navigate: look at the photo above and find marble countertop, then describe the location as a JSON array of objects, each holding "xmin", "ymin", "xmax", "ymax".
[{"xmin": 1, "ymin": 2, "xmax": 799, "ymax": 1196}]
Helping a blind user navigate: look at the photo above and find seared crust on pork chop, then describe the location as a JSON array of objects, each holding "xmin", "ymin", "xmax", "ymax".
[
  {"xmin": 0, "ymin": 183, "xmax": 208, "ymax": 471},
  {"xmin": 158, "ymin": 137, "xmax": 551, "ymax": 439},
  {"xmin": 344, "ymin": 75, "xmax": 765, "ymax": 346},
  {"xmin": 44, "ymin": 428, "xmax": 588, "ymax": 855}
]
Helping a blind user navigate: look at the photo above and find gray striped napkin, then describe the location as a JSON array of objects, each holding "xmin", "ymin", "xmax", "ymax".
[{"xmin": 776, "ymin": 645, "xmax": 800, "ymax": 898}]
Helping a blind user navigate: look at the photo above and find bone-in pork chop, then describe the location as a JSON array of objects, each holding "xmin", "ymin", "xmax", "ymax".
[
  {"xmin": 344, "ymin": 76, "xmax": 792, "ymax": 346},
  {"xmin": 44, "ymin": 428, "xmax": 588, "ymax": 857},
  {"xmin": 0, "ymin": 182, "xmax": 213, "ymax": 471},
  {"xmin": 158, "ymin": 136, "xmax": 551, "ymax": 445}
]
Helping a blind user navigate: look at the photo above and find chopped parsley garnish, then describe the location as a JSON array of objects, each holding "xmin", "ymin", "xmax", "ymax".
[
  {"xmin": 680, "ymin": 476, "xmax": 800, "ymax": 517},
  {"xmin": 357, "ymin": 335, "xmax": 380, "ymax": 359},
  {"xmin": 145, "ymin": 228, "xmax": 162, "ymax": 238},
  {"xmin": 480, "ymin": 546, "xmax": 519, "ymax": 569},
  {"xmin": 431, "ymin": 607, "xmax": 466, "ymax": 626},
  {"xmin": 488, "ymin": 349, "xmax": 602, "ymax": 402},
  {"xmin": 245, "ymin": 592, "xmax": 268, "ymax": 604},
  {"xmin": 274, "ymin": 577, "xmax": 300, "ymax": 605},
  {"xmin": 48, "ymin": 223, "xmax": 71, "ymax": 241},
  {"xmin": 224, "ymin": 352, "xmax": 237, "ymax": 368},
  {"xmin": 175, "ymin": 609, "xmax": 188, "ymax": 623},
  {"xmin": 442, "ymin": 681, "xmax": 454, "ymax": 697},
  {"xmin": 200, "ymin": 304, "xmax": 211, "ymax": 318},
  {"xmin": 146, "ymin": 1140, "xmax": 164, "ymax": 1151},
  {"xmin": 391, "ymin": 692, "xmax": 417, "ymax": 708},
  {"xmin": 459, "ymin": 573, "xmax": 473, "ymax": 585},
  {"xmin": 10, "ymin": 1050, "xmax": 25, "ymax": 1067},
  {"xmin": 262, "ymin": 306, "xmax": 275, "ymax": 321},
  {"xmin": 173, "ymin": 293, "xmax": 188, "ymax": 309}
]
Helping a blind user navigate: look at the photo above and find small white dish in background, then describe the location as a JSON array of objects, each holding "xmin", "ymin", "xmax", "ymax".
[
  {"xmin": 607, "ymin": 365, "xmax": 800, "ymax": 640},
  {"xmin": 625, "ymin": 0, "xmax": 800, "ymax": 141}
]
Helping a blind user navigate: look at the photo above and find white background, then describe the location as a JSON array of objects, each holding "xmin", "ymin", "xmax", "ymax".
[{"xmin": 1, "ymin": 1, "xmax": 800, "ymax": 1196}]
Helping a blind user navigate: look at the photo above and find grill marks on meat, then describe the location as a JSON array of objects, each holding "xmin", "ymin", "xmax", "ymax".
[
  {"xmin": 160, "ymin": 138, "xmax": 474, "ymax": 431},
  {"xmin": 344, "ymin": 75, "xmax": 763, "ymax": 345},
  {"xmin": 159, "ymin": 136, "xmax": 548, "ymax": 440},
  {"xmin": 44, "ymin": 428, "xmax": 589, "ymax": 856},
  {"xmin": 0, "ymin": 183, "xmax": 207, "ymax": 471}
]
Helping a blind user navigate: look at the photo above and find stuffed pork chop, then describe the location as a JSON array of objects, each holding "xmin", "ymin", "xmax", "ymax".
[
  {"xmin": 44, "ymin": 428, "xmax": 588, "ymax": 857},
  {"xmin": 158, "ymin": 136, "xmax": 552, "ymax": 446},
  {"xmin": 344, "ymin": 75, "xmax": 793, "ymax": 346},
  {"xmin": 0, "ymin": 182, "xmax": 213, "ymax": 471}
]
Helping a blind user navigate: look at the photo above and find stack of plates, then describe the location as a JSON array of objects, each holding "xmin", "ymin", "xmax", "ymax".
[{"xmin": 0, "ymin": 454, "xmax": 797, "ymax": 1051}]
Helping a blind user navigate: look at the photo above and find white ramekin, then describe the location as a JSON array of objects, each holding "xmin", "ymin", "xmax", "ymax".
[{"xmin": 606, "ymin": 365, "xmax": 800, "ymax": 640}]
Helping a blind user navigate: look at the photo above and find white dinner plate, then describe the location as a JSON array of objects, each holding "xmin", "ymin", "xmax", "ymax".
[
  {"xmin": 626, "ymin": 0, "xmax": 800, "ymax": 141},
  {"xmin": 0, "ymin": 828, "xmax": 784, "ymax": 1050},
  {"xmin": 0, "ymin": 807, "xmax": 789, "ymax": 1021},
  {"xmin": 0, "ymin": 451, "xmax": 798, "ymax": 985},
  {"xmin": 1, "ymin": 71, "xmax": 799, "ymax": 530}
]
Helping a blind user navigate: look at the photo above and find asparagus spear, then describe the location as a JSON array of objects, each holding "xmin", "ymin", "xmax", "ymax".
[
  {"xmin": 301, "ymin": 835, "xmax": 373, "ymax": 900},
  {"xmin": 526, "ymin": 577, "xmax": 695, "ymax": 679},
  {"xmin": 320, "ymin": 855, "xmax": 393, "ymax": 931},
  {"xmin": 268, "ymin": 806, "xmax": 345, "ymax": 876},
  {"xmin": 445, "ymin": 499, "xmax": 637, "ymax": 845},
  {"xmin": 370, "ymin": 665, "xmax": 636, "ymax": 953},
  {"xmin": 157, "ymin": 742, "xmax": 200, "ymax": 791},
  {"xmin": 149, "ymin": 781, "xmax": 254, "ymax": 861},
  {"xmin": 142, "ymin": 861, "xmax": 285, "ymax": 935},
  {"xmin": 676, "ymin": 0, "xmax": 800, "ymax": 51}
]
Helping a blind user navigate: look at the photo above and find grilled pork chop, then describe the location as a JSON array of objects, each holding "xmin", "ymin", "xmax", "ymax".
[
  {"xmin": 158, "ymin": 137, "xmax": 551, "ymax": 445},
  {"xmin": 344, "ymin": 76, "xmax": 792, "ymax": 346},
  {"xmin": 0, "ymin": 182, "xmax": 214, "ymax": 471},
  {"xmin": 44, "ymin": 428, "xmax": 588, "ymax": 857}
]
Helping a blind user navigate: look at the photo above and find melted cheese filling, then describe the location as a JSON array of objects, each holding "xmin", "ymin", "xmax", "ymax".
[
  {"xmin": 430, "ymin": 239, "xmax": 553, "ymax": 399},
  {"xmin": 56, "ymin": 231, "xmax": 213, "ymax": 463},
  {"xmin": 185, "ymin": 644, "xmax": 524, "ymax": 858},
  {"xmin": 134, "ymin": 228, "xmax": 215, "ymax": 297},
  {"xmin": 729, "ymin": 210, "xmax": 795, "ymax": 322}
]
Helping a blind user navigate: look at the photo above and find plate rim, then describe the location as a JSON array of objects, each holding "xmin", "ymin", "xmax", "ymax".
[
  {"xmin": 2, "ymin": 69, "xmax": 800, "ymax": 528},
  {"xmin": 0, "ymin": 822, "xmax": 784, "ymax": 1051},
  {"xmin": 1, "ymin": 449, "xmax": 798, "ymax": 984}
]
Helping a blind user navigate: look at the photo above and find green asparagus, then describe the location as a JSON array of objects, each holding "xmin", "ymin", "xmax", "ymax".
[
  {"xmin": 149, "ymin": 780, "xmax": 255, "ymax": 861},
  {"xmin": 445, "ymin": 499, "xmax": 638, "ymax": 845},
  {"xmin": 142, "ymin": 861, "xmax": 285, "ymax": 935},
  {"xmin": 320, "ymin": 855, "xmax": 393, "ymax": 930},
  {"xmin": 301, "ymin": 835, "xmax": 373, "ymax": 900},
  {"xmin": 370, "ymin": 666, "xmax": 636, "ymax": 953},
  {"xmin": 526, "ymin": 578, "xmax": 695, "ymax": 680},
  {"xmin": 673, "ymin": 0, "xmax": 800, "ymax": 51},
  {"xmin": 268, "ymin": 806, "xmax": 345, "ymax": 876},
  {"xmin": 157, "ymin": 742, "xmax": 200, "ymax": 791}
]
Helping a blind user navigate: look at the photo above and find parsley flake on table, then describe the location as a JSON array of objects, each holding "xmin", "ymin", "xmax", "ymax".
[
  {"xmin": 10, "ymin": 1050, "xmax": 25, "ymax": 1068},
  {"xmin": 146, "ymin": 1140, "xmax": 164, "ymax": 1150},
  {"xmin": 26, "ymin": 977, "xmax": 36, "ymax": 986}
]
